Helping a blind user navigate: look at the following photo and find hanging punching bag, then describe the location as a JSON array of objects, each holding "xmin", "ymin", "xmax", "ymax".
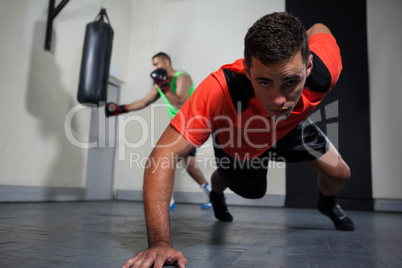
[{"xmin": 77, "ymin": 8, "xmax": 114, "ymax": 106}]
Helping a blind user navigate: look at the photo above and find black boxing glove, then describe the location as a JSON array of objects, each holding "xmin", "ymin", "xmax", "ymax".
[
  {"xmin": 150, "ymin": 68, "xmax": 171, "ymax": 93},
  {"xmin": 105, "ymin": 102, "xmax": 128, "ymax": 117}
]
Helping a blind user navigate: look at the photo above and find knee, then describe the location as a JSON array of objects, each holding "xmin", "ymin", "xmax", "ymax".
[{"xmin": 334, "ymin": 161, "xmax": 351, "ymax": 182}]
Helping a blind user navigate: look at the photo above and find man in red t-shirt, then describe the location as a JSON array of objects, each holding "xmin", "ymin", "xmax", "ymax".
[{"xmin": 123, "ymin": 12, "xmax": 354, "ymax": 268}]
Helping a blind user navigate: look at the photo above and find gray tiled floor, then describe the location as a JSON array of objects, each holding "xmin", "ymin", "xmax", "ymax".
[{"xmin": 0, "ymin": 201, "xmax": 401, "ymax": 268}]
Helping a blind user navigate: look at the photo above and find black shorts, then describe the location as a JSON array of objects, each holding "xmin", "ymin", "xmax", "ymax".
[
  {"xmin": 188, "ymin": 147, "xmax": 197, "ymax": 157},
  {"xmin": 213, "ymin": 118, "xmax": 329, "ymax": 199}
]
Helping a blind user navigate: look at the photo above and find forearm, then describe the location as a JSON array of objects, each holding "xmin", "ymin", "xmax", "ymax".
[
  {"xmin": 126, "ymin": 86, "xmax": 160, "ymax": 112},
  {"xmin": 126, "ymin": 99, "xmax": 147, "ymax": 111},
  {"xmin": 143, "ymin": 149, "xmax": 176, "ymax": 246}
]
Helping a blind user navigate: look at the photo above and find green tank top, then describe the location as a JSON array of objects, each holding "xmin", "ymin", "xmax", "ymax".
[{"xmin": 157, "ymin": 71, "xmax": 195, "ymax": 119}]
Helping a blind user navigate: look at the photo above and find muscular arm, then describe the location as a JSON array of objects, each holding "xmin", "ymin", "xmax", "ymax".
[
  {"xmin": 123, "ymin": 124, "xmax": 193, "ymax": 268},
  {"xmin": 126, "ymin": 84, "xmax": 160, "ymax": 111},
  {"xmin": 307, "ymin": 23, "xmax": 332, "ymax": 38},
  {"xmin": 164, "ymin": 74, "xmax": 192, "ymax": 109},
  {"xmin": 144, "ymin": 125, "xmax": 193, "ymax": 246}
]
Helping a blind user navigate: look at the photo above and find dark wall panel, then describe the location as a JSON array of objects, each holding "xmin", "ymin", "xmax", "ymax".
[{"xmin": 285, "ymin": 0, "xmax": 373, "ymax": 210}]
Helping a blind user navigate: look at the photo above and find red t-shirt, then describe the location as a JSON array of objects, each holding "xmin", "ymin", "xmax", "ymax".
[{"xmin": 171, "ymin": 33, "xmax": 342, "ymax": 159}]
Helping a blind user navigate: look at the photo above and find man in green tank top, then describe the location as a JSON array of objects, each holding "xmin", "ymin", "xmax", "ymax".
[{"xmin": 106, "ymin": 52, "xmax": 211, "ymax": 210}]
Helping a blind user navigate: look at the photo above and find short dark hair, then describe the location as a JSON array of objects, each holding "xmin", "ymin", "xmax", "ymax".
[
  {"xmin": 244, "ymin": 12, "xmax": 309, "ymax": 67},
  {"xmin": 152, "ymin": 52, "xmax": 171, "ymax": 65}
]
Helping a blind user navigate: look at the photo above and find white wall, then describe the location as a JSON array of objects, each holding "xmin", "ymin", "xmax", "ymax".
[
  {"xmin": 112, "ymin": 0, "xmax": 286, "ymax": 202},
  {"xmin": 0, "ymin": 0, "xmax": 131, "ymax": 192},
  {"xmin": 367, "ymin": 0, "xmax": 402, "ymax": 204}
]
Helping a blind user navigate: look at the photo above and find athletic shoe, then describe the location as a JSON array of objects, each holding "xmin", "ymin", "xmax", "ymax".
[
  {"xmin": 209, "ymin": 191, "xmax": 233, "ymax": 222},
  {"xmin": 201, "ymin": 183, "xmax": 212, "ymax": 195},
  {"xmin": 169, "ymin": 202, "xmax": 176, "ymax": 211},
  {"xmin": 201, "ymin": 201, "xmax": 212, "ymax": 209},
  {"xmin": 318, "ymin": 198, "xmax": 355, "ymax": 231}
]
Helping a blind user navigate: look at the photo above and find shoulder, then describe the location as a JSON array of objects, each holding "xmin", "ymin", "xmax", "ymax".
[
  {"xmin": 307, "ymin": 33, "xmax": 342, "ymax": 93},
  {"xmin": 216, "ymin": 59, "xmax": 254, "ymax": 113},
  {"xmin": 188, "ymin": 59, "xmax": 248, "ymax": 107},
  {"xmin": 175, "ymin": 71, "xmax": 191, "ymax": 80},
  {"xmin": 174, "ymin": 72, "xmax": 193, "ymax": 87},
  {"xmin": 309, "ymin": 33, "xmax": 340, "ymax": 58},
  {"xmin": 196, "ymin": 71, "xmax": 226, "ymax": 99}
]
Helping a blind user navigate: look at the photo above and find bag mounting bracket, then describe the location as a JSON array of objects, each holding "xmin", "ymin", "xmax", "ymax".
[{"xmin": 45, "ymin": 0, "xmax": 70, "ymax": 51}]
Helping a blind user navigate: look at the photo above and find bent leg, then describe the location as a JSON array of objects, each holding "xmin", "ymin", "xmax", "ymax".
[
  {"xmin": 306, "ymin": 143, "xmax": 354, "ymax": 231},
  {"xmin": 306, "ymin": 143, "xmax": 351, "ymax": 196},
  {"xmin": 183, "ymin": 155, "xmax": 213, "ymax": 209}
]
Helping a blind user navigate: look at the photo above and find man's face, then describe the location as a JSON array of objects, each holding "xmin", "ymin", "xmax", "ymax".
[
  {"xmin": 243, "ymin": 52, "xmax": 313, "ymax": 121},
  {"xmin": 152, "ymin": 56, "xmax": 168, "ymax": 70}
]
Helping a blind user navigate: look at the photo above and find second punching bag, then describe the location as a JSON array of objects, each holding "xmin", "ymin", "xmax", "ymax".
[{"xmin": 77, "ymin": 8, "xmax": 114, "ymax": 106}]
